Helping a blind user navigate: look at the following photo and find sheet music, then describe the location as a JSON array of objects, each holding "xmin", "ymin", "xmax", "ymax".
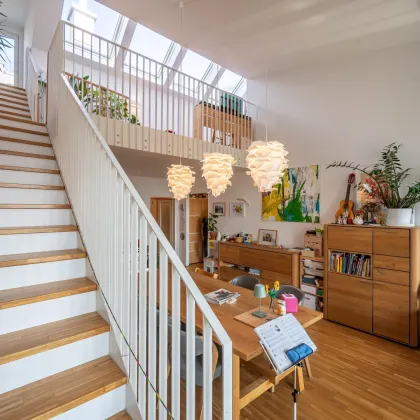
[{"xmin": 255, "ymin": 314, "xmax": 317, "ymax": 374}]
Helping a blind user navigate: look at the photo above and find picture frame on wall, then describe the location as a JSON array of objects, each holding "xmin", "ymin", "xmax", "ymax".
[
  {"xmin": 230, "ymin": 202, "xmax": 245, "ymax": 218},
  {"xmin": 258, "ymin": 229, "xmax": 277, "ymax": 246},
  {"xmin": 213, "ymin": 202, "xmax": 226, "ymax": 216}
]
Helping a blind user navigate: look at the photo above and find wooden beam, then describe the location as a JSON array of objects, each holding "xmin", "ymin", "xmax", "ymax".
[{"xmin": 239, "ymin": 377, "xmax": 273, "ymax": 409}]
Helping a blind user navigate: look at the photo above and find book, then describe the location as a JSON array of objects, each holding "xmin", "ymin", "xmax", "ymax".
[
  {"xmin": 204, "ymin": 288, "xmax": 240, "ymax": 305},
  {"xmin": 255, "ymin": 314, "xmax": 317, "ymax": 374},
  {"xmin": 329, "ymin": 251, "xmax": 371, "ymax": 277}
]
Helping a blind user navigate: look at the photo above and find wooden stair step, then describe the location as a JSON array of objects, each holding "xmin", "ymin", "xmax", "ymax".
[
  {"xmin": 0, "ymin": 136, "xmax": 51, "ymax": 147},
  {"xmin": 0, "ymin": 248, "xmax": 86, "ymax": 268},
  {"xmin": 0, "ymin": 83, "xmax": 25, "ymax": 92},
  {"xmin": 0, "ymin": 87, "xmax": 26, "ymax": 97},
  {"xmin": 0, "ymin": 277, "xmax": 97, "ymax": 309},
  {"xmin": 0, "ymin": 225, "xmax": 77, "ymax": 235},
  {"xmin": 0, "ymin": 356, "xmax": 127, "ymax": 420},
  {"xmin": 0, "ymin": 124, "xmax": 48, "ymax": 137},
  {"xmin": 0, "ymin": 111, "xmax": 31, "ymax": 120},
  {"xmin": 0, "ymin": 93, "xmax": 28, "ymax": 102},
  {"xmin": 0, "ymin": 183, "xmax": 64, "ymax": 190},
  {"xmin": 0, "ymin": 98, "xmax": 29, "ymax": 108},
  {"xmin": 0, "ymin": 116, "xmax": 45, "ymax": 127},
  {"xmin": 108, "ymin": 411, "xmax": 132, "ymax": 419},
  {"xmin": 0, "ymin": 149, "xmax": 55, "ymax": 160},
  {"xmin": 0, "ymin": 165, "xmax": 60, "ymax": 175},
  {"xmin": 0, "ymin": 104, "xmax": 30, "ymax": 113},
  {"xmin": 0, "ymin": 204, "xmax": 70, "ymax": 209},
  {"xmin": 0, "ymin": 312, "xmax": 109, "ymax": 365}
]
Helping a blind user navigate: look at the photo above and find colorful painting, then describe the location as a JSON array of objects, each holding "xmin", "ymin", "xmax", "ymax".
[
  {"xmin": 230, "ymin": 202, "xmax": 245, "ymax": 218},
  {"xmin": 262, "ymin": 165, "xmax": 320, "ymax": 223}
]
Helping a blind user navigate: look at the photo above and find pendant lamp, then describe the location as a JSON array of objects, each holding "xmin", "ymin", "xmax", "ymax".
[
  {"xmin": 167, "ymin": 164, "xmax": 196, "ymax": 200},
  {"xmin": 201, "ymin": 152, "xmax": 236, "ymax": 197}
]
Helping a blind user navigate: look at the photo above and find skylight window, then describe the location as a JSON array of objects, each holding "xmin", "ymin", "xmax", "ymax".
[
  {"xmin": 180, "ymin": 50, "xmax": 212, "ymax": 81},
  {"xmin": 218, "ymin": 69, "xmax": 243, "ymax": 93}
]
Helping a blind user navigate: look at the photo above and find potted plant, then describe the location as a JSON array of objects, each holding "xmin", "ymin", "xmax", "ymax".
[
  {"xmin": 315, "ymin": 228, "xmax": 323, "ymax": 238},
  {"xmin": 207, "ymin": 213, "xmax": 219, "ymax": 239},
  {"xmin": 328, "ymin": 143, "xmax": 420, "ymax": 226}
]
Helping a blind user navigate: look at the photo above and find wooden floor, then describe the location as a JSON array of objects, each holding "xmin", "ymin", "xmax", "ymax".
[{"xmin": 178, "ymin": 319, "xmax": 420, "ymax": 419}]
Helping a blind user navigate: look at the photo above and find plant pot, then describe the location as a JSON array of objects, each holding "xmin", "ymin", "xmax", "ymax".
[
  {"xmin": 386, "ymin": 208, "xmax": 414, "ymax": 227},
  {"xmin": 209, "ymin": 231, "xmax": 217, "ymax": 240}
]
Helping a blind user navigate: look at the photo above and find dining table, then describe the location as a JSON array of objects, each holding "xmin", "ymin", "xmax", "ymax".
[{"xmin": 161, "ymin": 270, "xmax": 323, "ymax": 419}]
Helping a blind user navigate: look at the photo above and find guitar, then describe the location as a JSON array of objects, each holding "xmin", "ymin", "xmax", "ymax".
[{"xmin": 335, "ymin": 173, "xmax": 355, "ymax": 221}]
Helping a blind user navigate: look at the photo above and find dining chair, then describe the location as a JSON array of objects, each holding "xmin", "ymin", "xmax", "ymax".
[
  {"xmin": 275, "ymin": 285, "xmax": 305, "ymax": 305},
  {"xmin": 194, "ymin": 267, "xmax": 218, "ymax": 279},
  {"xmin": 167, "ymin": 318, "xmax": 222, "ymax": 419},
  {"xmin": 230, "ymin": 274, "xmax": 260, "ymax": 291}
]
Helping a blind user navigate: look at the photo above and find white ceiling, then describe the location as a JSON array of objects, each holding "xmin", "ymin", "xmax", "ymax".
[
  {"xmin": 99, "ymin": 0, "xmax": 420, "ymax": 78},
  {"xmin": 1, "ymin": 0, "xmax": 29, "ymax": 29},
  {"xmin": 112, "ymin": 147, "xmax": 246, "ymax": 178}
]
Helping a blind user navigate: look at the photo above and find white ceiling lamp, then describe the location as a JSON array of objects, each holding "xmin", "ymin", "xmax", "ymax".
[
  {"xmin": 201, "ymin": 152, "xmax": 236, "ymax": 197},
  {"xmin": 246, "ymin": 69, "xmax": 289, "ymax": 192},
  {"xmin": 167, "ymin": 164, "xmax": 196, "ymax": 200}
]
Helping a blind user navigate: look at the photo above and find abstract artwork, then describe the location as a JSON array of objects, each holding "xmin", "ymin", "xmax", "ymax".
[{"xmin": 262, "ymin": 165, "xmax": 320, "ymax": 223}]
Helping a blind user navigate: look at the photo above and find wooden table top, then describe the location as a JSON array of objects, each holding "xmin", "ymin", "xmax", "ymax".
[{"xmin": 161, "ymin": 271, "xmax": 323, "ymax": 361}]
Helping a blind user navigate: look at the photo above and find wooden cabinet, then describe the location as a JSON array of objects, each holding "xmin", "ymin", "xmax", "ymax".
[
  {"xmin": 328, "ymin": 273, "xmax": 372, "ymax": 333},
  {"xmin": 373, "ymin": 282, "xmax": 410, "ymax": 343},
  {"xmin": 325, "ymin": 225, "xmax": 420, "ymax": 347},
  {"xmin": 218, "ymin": 242, "xmax": 299, "ymax": 286}
]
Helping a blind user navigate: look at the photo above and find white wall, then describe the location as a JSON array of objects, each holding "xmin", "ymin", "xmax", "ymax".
[{"xmin": 229, "ymin": 41, "xmax": 420, "ymax": 247}]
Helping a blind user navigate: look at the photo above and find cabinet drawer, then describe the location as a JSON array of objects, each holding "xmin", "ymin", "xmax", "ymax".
[
  {"xmin": 219, "ymin": 244, "xmax": 240, "ymax": 264},
  {"xmin": 327, "ymin": 273, "xmax": 372, "ymax": 333},
  {"xmin": 374, "ymin": 255, "xmax": 410, "ymax": 272},
  {"xmin": 373, "ymin": 228, "xmax": 409, "ymax": 257},
  {"xmin": 373, "ymin": 267, "xmax": 409, "ymax": 286},
  {"xmin": 327, "ymin": 226, "xmax": 372, "ymax": 253},
  {"xmin": 260, "ymin": 269, "xmax": 292, "ymax": 285},
  {"xmin": 373, "ymin": 281, "xmax": 409, "ymax": 344},
  {"xmin": 219, "ymin": 266, "xmax": 246, "ymax": 282},
  {"xmin": 240, "ymin": 249, "xmax": 292, "ymax": 274}
]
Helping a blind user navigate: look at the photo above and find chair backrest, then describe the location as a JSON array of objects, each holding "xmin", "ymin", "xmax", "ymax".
[
  {"xmin": 276, "ymin": 285, "xmax": 305, "ymax": 305},
  {"xmin": 167, "ymin": 317, "xmax": 204, "ymax": 356},
  {"xmin": 194, "ymin": 267, "xmax": 218, "ymax": 279},
  {"xmin": 231, "ymin": 274, "xmax": 260, "ymax": 291}
]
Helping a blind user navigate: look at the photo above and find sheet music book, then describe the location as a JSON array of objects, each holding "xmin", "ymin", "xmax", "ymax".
[{"xmin": 255, "ymin": 314, "xmax": 317, "ymax": 374}]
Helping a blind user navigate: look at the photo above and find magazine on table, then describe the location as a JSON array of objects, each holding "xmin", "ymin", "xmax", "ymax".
[
  {"xmin": 255, "ymin": 314, "xmax": 317, "ymax": 374},
  {"xmin": 204, "ymin": 288, "xmax": 240, "ymax": 305}
]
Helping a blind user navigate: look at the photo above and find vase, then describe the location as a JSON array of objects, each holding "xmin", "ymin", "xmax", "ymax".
[
  {"xmin": 386, "ymin": 208, "xmax": 414, "ymax": 227},
  {"xmin": 209, "ymin": 231, "xmax": 217, "ymax": 240}
]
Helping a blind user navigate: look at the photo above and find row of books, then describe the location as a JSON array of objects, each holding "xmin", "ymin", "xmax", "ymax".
[{"xmin": 330, "ymin": 252, "xmax": 371, "ymax": 278}]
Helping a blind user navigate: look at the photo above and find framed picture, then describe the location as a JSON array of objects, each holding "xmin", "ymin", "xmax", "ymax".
[
  {"xmin": 230, "ymin": 202, "xmax": 245, "ymax": 218},
  {"xmin": 258, "ymin": 229, "xmax": 277, "ymax": 246},
  {"xmin": 213, "ymin": 202, "xmax": 226, "ymax": 216}
]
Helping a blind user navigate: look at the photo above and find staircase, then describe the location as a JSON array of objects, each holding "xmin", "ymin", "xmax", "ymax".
[{"xmin": 0, "ymin": 84, "xmax": 131, "ymax": 419}]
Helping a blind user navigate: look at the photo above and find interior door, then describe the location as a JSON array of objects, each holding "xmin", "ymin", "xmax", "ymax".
[
  {"xmin": 189, "ymin": 196, "xmax": 208, "ymax": 265},
  {"xmin": 150, "ymin": 197, "xmax": 174, "ymax": 245}
]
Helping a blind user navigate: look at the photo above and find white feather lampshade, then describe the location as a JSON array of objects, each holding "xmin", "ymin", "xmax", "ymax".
[
  {"xmin": 167, "ymin": 164, "xmax": 196, "ymax": 200},
  {"xmin": 201, "ymin": 152, "xmax": 236, "ymax": 197},
  {"xmin": 246, "ymin": 141, "xmax": 289, "ymax": 192}
]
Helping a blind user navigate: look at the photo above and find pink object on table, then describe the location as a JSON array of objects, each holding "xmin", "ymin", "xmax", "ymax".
[{"xmin": 280, "ymin": 293, "xmax": 298, "ymax": 313}]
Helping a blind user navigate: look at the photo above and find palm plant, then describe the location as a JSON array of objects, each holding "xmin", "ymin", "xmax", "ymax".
[
  {"xmin": 327, "ymin": 143, "xmax": 420, "ymax": 209},
  {"xmin": 0, "ymin": 1, "xmax": 12, "ymax": 63}
]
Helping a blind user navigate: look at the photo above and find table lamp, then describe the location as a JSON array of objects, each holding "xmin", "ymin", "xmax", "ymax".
[{"xmin": 252, "ymin": 284, "xmax": 267, "ymax": 318}]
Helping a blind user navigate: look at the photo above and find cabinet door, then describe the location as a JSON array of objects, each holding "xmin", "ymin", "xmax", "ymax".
[
  {"xmin": 328, "ymin": 273, "xmax": 372, "ymax": 333},
  {"xmin": 373, "ymin": 228, "xmax": 409, "ymax": 257},
  {"xmin": 373, "ymin": 281, "xmax": 410, "ymax": 344},
  {"xmin": 219, "ymin": 244, "xmax": 240, "ymax": 264}
]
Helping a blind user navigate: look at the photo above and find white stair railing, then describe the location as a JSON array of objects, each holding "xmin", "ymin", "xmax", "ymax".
[
  {"xmin": 25, "ymin": 48, "xmax": 46, "ymax": 123},
  {"xmin": 59, "ymin": 20, "xmax": 255, "ymax": 153},
  {"xmin": 47, "ymin": 21, "xmax": 232, "ymax": 420}
]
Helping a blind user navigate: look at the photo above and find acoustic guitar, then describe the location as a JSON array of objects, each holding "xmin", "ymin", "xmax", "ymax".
[{"xmin": 335, "ymin": 173, "xmax": 355, "ymax": 221}]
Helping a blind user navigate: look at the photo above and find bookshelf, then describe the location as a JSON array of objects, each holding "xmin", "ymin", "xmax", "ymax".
[{"xmin": 324, "ymin": 224, "xmax": 420, "ymax": 347}]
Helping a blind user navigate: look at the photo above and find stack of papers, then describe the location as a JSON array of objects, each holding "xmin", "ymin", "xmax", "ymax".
[{"xmin": 205, "ymin": 289, "xmax": 240, "ymax": 305}]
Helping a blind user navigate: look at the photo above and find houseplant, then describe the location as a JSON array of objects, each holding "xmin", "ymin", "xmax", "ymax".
[
  {"xmin": 0, "ymin": 1, "xmax": 12, "ymax": 63},
  {"xmin": 328, "ymin": 143, "xmax": 420, "ymax": 226},
  {"xmin": 207, "ymin": 213, "xmax": 219, "ymax": 239}
]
